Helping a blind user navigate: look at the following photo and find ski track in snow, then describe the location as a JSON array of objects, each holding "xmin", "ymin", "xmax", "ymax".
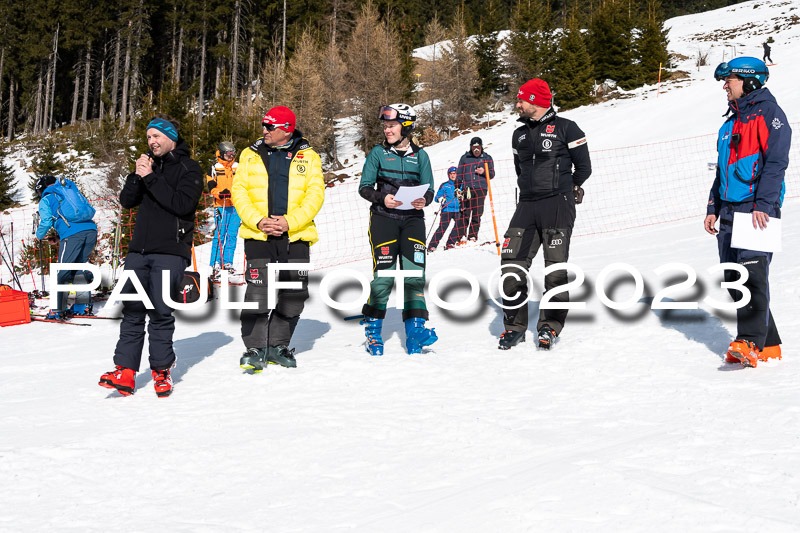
[{"xmin": 3, "ymin": 0, "xmax": 800, "ymax": 530}]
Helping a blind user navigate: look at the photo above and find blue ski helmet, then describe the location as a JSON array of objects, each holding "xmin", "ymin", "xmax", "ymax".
[
  {"xmin": 448, "ymin": 166, "xmax": 457, "ymax": 174},
  {"xmin": 714, "ymin": 56, "xmax": 769, "ymax": 93}
]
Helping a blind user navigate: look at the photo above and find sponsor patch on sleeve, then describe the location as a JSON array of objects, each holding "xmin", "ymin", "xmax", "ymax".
[{"xmin": 568, "ymin": 137, "xmax": 587, "ymax": 149}]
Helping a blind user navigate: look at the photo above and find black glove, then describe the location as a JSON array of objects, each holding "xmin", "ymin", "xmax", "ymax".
[
  {"xmin": 573, "ymin": 185, "xmax": 584, "ymax": 204},
  {"xmin": 219, "ymin": 189, "xmax": 231, "ymax": 199}
]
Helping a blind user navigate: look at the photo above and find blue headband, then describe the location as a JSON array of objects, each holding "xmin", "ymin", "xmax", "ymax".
[{"xmin": 147, "ymin": 119, "xmax": 179, "ymax": 141}]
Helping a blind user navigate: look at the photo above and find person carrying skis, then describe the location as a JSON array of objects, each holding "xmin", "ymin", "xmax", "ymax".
[
  {"xmin": 704, "ymin": 57, "xmax": 790, "ymax": 367},
  {"xmin": 207, "ymin": 141, "xmax": 240, "ymax": 273},
  {"xmin": 98, "ymin": 114, "xmax": 204, "ymax": 397},
  {"xmin": 233, "ymin": 106, "xmax": 325, "ymax": 373},
  {"xmin": 455, "ymin": 137, "xmax": 494, "ymax": 243},
  {"xmin": 358, "ymin": 103, "xmax": 438, "ymax": 356},
  {"xmin": 499, "ymin": 78, "xmax": 591, "ymax": 351},
  {"xmin": 34, "ymin": 175, "xmax": 98, "ymax": 320},
  {"xmin": 427, "ymin": 166, "xmax": 462, "ymax": 252}
]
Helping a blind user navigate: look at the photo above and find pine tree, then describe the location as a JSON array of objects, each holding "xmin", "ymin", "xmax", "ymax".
[
  {"xmin": 552, "ymin": 15, "xmax": 594, "ymax": 110},
  {"xmin": 473, "ymin": 33, "xmax": 502, "ymax": 99},
  {"xmin": 505, "ymin": 0, "xmax": 555, "ymax": 83},
  {"xmin": 420, "ymin": 17, "xmax": 449, "ymax": 130},
  {"xmin": 0, "ymin": 143, "xmax": 18, "ymax": 209},
  {"xmin": 440, "ymin": 9, "xmax": 480, "ymax": 129},
  {"xmin": 588, "ymin": 0, "xmax": 638, "ymax": 89},
  {"xmin": 635, "ymin": 0, "xmax": 671, "ymax": 85},
  {"xmin": 285, "ymin": 30, "xmax": 328, "ymax": 153},
  {"xmin": 28, "ymin": 139, "xmax": 66, "ymax": 197},
  {"xmin": 344, "ymin": 0, "xmax": 405, "ymax": 153}
]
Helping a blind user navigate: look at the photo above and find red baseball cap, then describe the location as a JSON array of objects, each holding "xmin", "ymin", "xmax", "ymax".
[
  {"xmin": 262, "ymin": 106, "xmax": 296, "ymax": 133},
  {"xmin": 517, "ymin": 79, "xmax": 552, "ymax": 107}
]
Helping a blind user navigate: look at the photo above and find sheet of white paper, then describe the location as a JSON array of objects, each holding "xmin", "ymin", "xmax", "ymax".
[
  {"xmin": 393, "ymin": 185, "xmax": 430, "ymax": 210},
  {"xmin": 730, "ymin": 211, "xmax": 782, "ymax": 252}
]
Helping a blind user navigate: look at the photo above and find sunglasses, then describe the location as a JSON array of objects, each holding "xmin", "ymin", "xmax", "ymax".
[{"xmin": 262, "ymin": 123, "xmax": 289, "ymax": 131}]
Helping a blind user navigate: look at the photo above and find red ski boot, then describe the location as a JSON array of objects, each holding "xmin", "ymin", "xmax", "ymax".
[
  {"xmin": 99, "ymin": 366, "xmax": 136, "ymax": 396},
  {"xmin": 151, "ymin": 368, "xmax": 174, "ymax": 398}
]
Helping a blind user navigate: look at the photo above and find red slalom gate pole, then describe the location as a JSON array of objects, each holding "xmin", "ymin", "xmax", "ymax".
[{"xmin": 483, "ymin": 162, "xmax": 501, "ymax": 256}]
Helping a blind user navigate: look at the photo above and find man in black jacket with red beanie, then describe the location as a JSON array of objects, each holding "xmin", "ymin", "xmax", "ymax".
[
  {"xmin": 99, "ymin": 114, "xmax": 204, "ymax": 398},
  {"xmin": 498, "ymin": 79, "xmax": 591, "ymax": 351}
]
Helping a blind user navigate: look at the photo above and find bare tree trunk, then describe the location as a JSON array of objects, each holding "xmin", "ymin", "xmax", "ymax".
[
  {"xmin": 34, "ymin": 72, "xmax": 43, "ymax": 135},
  {"xmin": 246, "ymin": 36, "xmax": 254, "ymax": 113},
  {"xmin": 170, "ymin": 5, "xmax": 178, "ymax": 80},
  {"xmin": 214, "ymin": 31, "xmax": 222, "ymax": 99},
  {"xmin": 99, "ymin": 42, "xmax": 106, "ymax": 122},
  {"xmin": 111, "ymin": 31, "xmax": 121, "ymax": 116},
  {"xmin": 331, "ymin": 1, "xmax": 338, "ymax": 46},
  {"xmin": 128, "ymin": 3, "xmax": 143, "ymax": 132},
  {"xmin": 121, "ymin": 25, "xmax": 132, "ymax": 126},
  {"xmin": 176, "ymin": 25, "xmax": 184, "ymax": 86},
  {"xmin": 71, "ymin": 61, "xmax": 81, "ymax": 124},
  {"xmin": 282, "ymin": 0, "xmax": 287, "ymax": 62},
  {"xmin": 231, "ymin": 0, "xmax": 241, "ymax": 97},
  {"xmin": 198, "ymin": 18, "xmax": 207, "ymax": 124},
  {"xmin": 48, "ymin": 25, "xmax": 59, "ymax": 131},
  {"xmin": 81, "ymin": 44, "xmax": 91, "ymax": 121},
  {"xmin": 0, "ymin": 47, "xmax": 5, "ymax": 126},
  {"xmin": 7, "ymin": 77, "xmax": 14, "ymax": 141},
  {"xmin": 43, "ymin": 65, "xmax": 52, "ymax": 133}
]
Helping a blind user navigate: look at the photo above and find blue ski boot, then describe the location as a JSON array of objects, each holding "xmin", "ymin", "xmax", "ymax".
[
  {"xmin": 361, "ymin": 317, "xmax": 384, "ymax": 356},
  {"xmin": 69, "ymin": 303, "xmax": 94, "ymax": 316},
  {"xmin": 404, "ymin": 318, "xmax": 438, "ymax": 354}
]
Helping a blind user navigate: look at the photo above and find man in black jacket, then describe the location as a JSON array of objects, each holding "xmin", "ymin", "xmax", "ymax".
[
  {"xmin": 99, "ymin": 114, "xmax": 204, "ymax": 397},
  {"xmin": 455, "ymin": 137, "xmax": 495, "ymax": 242},
  {"xmin": 498, "ymin": 79, "xmax": 591, "ymax": 351}
]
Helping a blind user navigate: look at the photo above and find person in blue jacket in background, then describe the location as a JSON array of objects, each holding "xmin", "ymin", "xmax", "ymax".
[
  {"xmin": 427, "ymin": 166, "xmax": 462, "ymax": 252},
  {"xmin": 704, "ymin": 57, "xmax": 791, "ymax": 368},
  {"xmin": 34, "ymin": 175, "xmax": 98, "ymax": 319}
]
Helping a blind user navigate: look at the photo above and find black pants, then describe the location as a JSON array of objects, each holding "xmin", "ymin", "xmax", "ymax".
[
  {"xmin": 500, "ymin": 193, "xmax": 576, "ymax": 335},
  {"xmin": 114, "ymin": 252, "xmax": 188, "ymax": 371},
  {"xmin": 55, "ymin": 229, "xmax": 97, "ymax": 310},
  {"xmin": 240, "ymin": 237, "xmax": 310, "ymax": 349},
  {"xmin": 716, "ymin": 202, "xmax": 781, "ymax": 349},
  {"xmin": 459, "ymin": 190, "xmax": 487, "ymax": 240}
]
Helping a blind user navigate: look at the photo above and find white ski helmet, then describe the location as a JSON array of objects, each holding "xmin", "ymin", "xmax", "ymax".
[{"xmin": 378, "ymin": 103, "xmax": 416, "ymax": 137}]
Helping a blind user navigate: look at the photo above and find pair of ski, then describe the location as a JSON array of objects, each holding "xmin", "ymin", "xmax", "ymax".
[{"xmin": 30, "ymin": 314, "xmax": 120, "ymax": 326}]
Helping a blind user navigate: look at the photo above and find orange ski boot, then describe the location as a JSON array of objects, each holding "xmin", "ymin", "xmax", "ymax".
[
  {"xmin": 758, "ymin": 345, "xmax": 782, "ymax": 363},
  {"xmin": 725, "ymin": 340, "xmax": 760, "ymax": 368}
]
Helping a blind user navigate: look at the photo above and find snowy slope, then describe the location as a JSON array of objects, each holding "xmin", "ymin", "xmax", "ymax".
[{"xmin": 2, "ymin": 1, "xmax": 800, "ymax": 531}]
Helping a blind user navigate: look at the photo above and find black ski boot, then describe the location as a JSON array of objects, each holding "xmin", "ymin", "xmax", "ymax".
[
  {"xmin": 240, "ymin": 348, "xmax": 268, "ymax": 373},
  {"xmin": 537, "ymin": 327, "xmax": 556, "ymax": 350},
  {"xmin": 498, "ymin": 330, "xmax": 525, "ymax": 350},
  {"xmin": 267, "ymin": 345, "xmax": 297, "ymax": 368}
]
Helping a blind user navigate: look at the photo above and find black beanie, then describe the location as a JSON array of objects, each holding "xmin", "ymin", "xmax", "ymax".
[{"xmin": 470, "ymin": 137, "xmax": 483, "ymax": 147}]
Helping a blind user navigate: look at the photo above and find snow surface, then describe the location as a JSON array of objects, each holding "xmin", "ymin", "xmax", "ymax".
[{"xmin": 2, "ymin": 1, "xmax": 800, "ymax": 530}]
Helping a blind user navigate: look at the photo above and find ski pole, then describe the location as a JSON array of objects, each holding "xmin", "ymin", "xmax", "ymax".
[
  {"xmin": 426, "ymin": 195, "xmax": 458, "ymax": 242},
  {"xmin": 483, "ymin": 161, "xmax": 501, "ymax": 256}
]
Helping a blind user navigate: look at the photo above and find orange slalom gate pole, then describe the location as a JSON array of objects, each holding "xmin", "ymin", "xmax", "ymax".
[{"xmin": 483, "ymin": 161, "xmax": 501, "ymax": 256}]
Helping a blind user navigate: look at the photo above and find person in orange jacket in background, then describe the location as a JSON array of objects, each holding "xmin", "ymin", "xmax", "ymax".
[{"xmin": 207, "ymin": 141, "xmax": 241, "ymax": 273}]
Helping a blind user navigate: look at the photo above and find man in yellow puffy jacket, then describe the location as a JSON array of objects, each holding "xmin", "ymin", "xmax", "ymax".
[
  {"xmin": 207, "ymin": 141, "xmax": 240, "ymax": 271},
  {"xmin": 231, "ymin": 106, "xmax": 325, "ymax": 372}
]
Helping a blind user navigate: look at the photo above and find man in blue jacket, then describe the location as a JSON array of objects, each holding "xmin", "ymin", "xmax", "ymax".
[
  {"xmin": 34, "ymin": 175, "xmax": 98, "ymax": 320},
  {"xmin": 455, "ymin": 137, "xmax": 495, "ymax": 243},
  {"xmin": 704, "ymin": 57, "xmax": 790, "ymax": 368}
]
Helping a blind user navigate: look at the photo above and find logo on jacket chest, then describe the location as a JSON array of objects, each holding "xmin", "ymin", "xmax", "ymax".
[
  {"xmin": 296, "ymin": 164, "xmax": 306, "ymax": 174},
  {"xmin": 546, "ymin": 125, "xmax": 555, "ymax": 133}
]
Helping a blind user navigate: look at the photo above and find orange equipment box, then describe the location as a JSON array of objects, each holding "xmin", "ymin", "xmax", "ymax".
[{"xmin": 0, "ymin": 285, "xmax": 31, "ymax": 327}]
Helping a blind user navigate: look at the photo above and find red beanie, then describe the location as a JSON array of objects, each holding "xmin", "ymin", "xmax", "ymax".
[
  {"xmin": 517, "ymin": 79, "xmax": 552, "ymax": 107},
  {"xmin": 262, "ymin": 106, "xmax": 296, "ymax": 133}
]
